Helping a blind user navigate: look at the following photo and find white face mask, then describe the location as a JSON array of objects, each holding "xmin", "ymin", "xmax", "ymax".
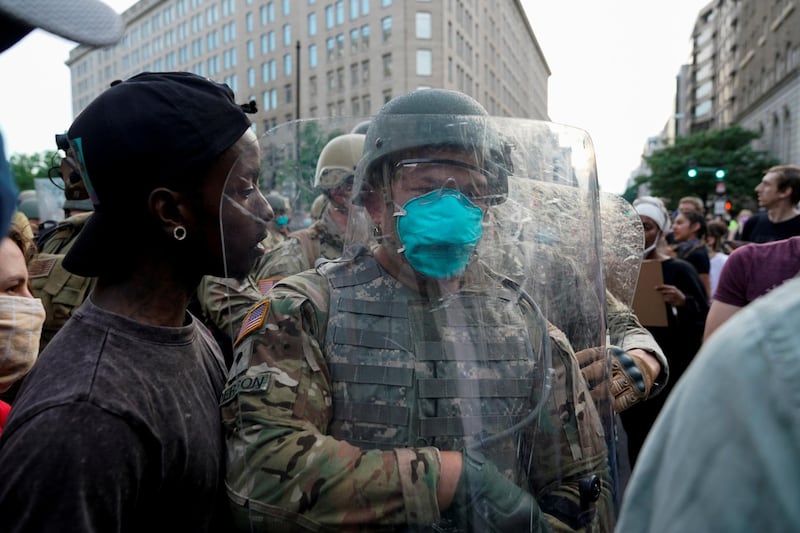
[
  {"xmin": 0, "ymin": 295, "xmax": 46, "ymax": 393},
  {"xmin": 642, "ymin": 230, "xmax": 661, "ymax": 257}
]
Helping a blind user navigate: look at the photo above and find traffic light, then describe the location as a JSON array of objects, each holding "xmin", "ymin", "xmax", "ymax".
[
  {"xmin": 715, "ymin": 168, "xmax": 726, "ymax": 179},
  {"xmin": 725, "ymin": 200, "xmax": 732, "ymax": 211},
  {"xmin": 687, "ymin": 167, "xmax": 698, "ymax": 178}
]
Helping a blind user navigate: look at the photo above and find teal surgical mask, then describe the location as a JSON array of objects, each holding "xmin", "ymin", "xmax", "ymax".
[
  {"xmin": 394, "ymin": 189, "xmax": 484, "ymax": 279},
  {"xmin": 276, "ymin": 215, "xmax": 289, "ymax": 227}
]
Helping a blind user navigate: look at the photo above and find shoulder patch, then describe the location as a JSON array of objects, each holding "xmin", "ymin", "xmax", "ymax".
[
  {"xmin": 235, "ymin": 301, "xmax": 269, "ymax": 346},
  {"xmin": 28, "ymin": 256, "xmax": 58, "ymax": 278},
  {"xmin": 257, "ymin": 277, "xmax": 283, "ymax": 295}
]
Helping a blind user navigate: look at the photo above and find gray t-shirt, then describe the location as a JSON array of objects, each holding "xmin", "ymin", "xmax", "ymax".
[{"xmin": 0, "ymin": 298, "xmax": 230, "ymax": 532}]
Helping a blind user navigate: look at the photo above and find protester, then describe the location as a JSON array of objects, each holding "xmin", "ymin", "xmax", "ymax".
[
  {"xmin": 619, "ymin": 197, "xmax": 708, "ymax": 467},
  {"xmin": 0, "ymin": 215, "xmax": 45, "ymax": 434},
  {"xmin": 0, "ymin": 71, "xmax": 270, "ymax": 532},
  {"xmin": 705, "ymin": 219, "xmax": 730, "ymax": 299},
  {"xmin": 670, "ymin": 209, "xmax": 710, "ymax": 298},
  {"xmin": 738, "ymin": 164, "xmax": 800, "ymax": 243},
  {"xmin": 728, "ymin": 208, "xmax": 751, "ymax": 241},
  {"xmin": 0, "ymin": 0, "xmax": 124, "ymax": 240},
  {"xmin": 616, "ymin": 274, "xmax": 800, "ymax": 532},
  {"xmin": 677, "ymin": 195, "xmax": 704, "ymax": 215},
  {"xmin": 222, "ymin": 88, "xmax": 614, "ymax": 531},
  {"xmin": 703, "ymin": 235, "xmax": 800, "ymax": 341}
]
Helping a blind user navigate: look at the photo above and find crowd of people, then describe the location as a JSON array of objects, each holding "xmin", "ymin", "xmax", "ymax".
[{"xmin": 2, "ymin": 2, "xmax": 800, "ymax": 532}]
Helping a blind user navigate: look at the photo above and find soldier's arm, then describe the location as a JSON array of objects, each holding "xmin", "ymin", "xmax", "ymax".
[
  {"xmin": 528, "ymin": 324, "xmax": 614, "ymax": 532},
  {"xmin": 606, "ymin": 290, "xmax": 668, "ymax": 396},
  {"xmin": 222, "ymin": 274, "xmax": 444, "ymax": 530}
]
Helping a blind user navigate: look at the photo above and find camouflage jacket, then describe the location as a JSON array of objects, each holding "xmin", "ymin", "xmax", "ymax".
[
  {"xmin": 28, "ymin": 212, "xmax": 96, "ymax": 350},
  {"xmin": 196, "ymin": 214, "xmax": 344, "ymax": 342},
  {"xmin": 222, "ymin": 248, "xmax": 612, "ymax": 532}
]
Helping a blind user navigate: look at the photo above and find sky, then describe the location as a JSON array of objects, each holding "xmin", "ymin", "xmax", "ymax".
[{"xmin": 0, "ymin": 0, "xmax": 709, "ymax": 194}]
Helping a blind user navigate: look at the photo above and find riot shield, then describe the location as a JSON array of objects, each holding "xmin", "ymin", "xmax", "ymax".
[{"xmin": 221, "ymin": 111, "xmax": 618, "ymax": 532}]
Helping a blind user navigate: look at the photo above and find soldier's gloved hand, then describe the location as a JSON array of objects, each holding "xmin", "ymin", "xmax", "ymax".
[
  {"xmin": 609, "ymin": 346, "xmax": 659, "ymax": 412},
  {"xmin": 576, "ymin": 346, "xmax": 659, "ymax": 413},
  {"xmin": 576, "ymin": 346, "xmax": 610, "ymax": 412},
  {"xmin": 448, "ymin": 448, "xmax": 547, "ymax": 533}
]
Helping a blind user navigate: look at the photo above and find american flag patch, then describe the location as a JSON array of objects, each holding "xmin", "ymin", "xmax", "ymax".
[
  {"xmin": 258, "ymin": 277, "xmax": 283, "ymax": 295},
  {"xmin": 28, "ymin": 256, "xmax": 58, "ymax": 278},
  {"xmin": 235, "ymin": 301, "xmax": 269, "ymax": 346}
]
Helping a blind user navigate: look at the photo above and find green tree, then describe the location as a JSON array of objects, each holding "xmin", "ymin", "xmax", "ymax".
[
  {"xmin": 636, "ymin": 125, "xmax": 779, "ymax": 212},
  {"xmin": 9, "ymin": 150, "xmax": 59, "ymax": 193}
]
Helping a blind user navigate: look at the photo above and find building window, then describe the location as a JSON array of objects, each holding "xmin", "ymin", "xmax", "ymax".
[
  {"xmin": 361, "ymin": 59, "xmax": 369, "ymax": 82},
  {"xmin": 336, "ymin": 0, "xmax": 345, "ymax": 24},
  {"xmin": 246, "ymin": 12, "xmax": 253, "ymax": 32},
  {"xmin": 381, "ymin": 16, "xmax": 391, "ymax": 42},
  {"xmin": 350, "ymin": 62, "xmax": 358, "ymax": 85},
  {"xmin": 416, "ymin": 49, "xmax": 432, "ymax": 76},
  {"xmin": 351, "ymin": 96, "xmax": 360, "ymax": 115},
  {"xmin": 382, "ymin": 53, "xmax": 391, "ymax": 77},
  {"xmin": 350, "ymin": 28, "xmax": 359, "ymax": 52},
  {"xmin": 326, "ymin": 38, "xmax": 335, "ymax": 61},
  {"xmin": 361, "ymin": 0, "xmax": 369, "ymax": 16},
  {"xmin": 382, "ymin": 89, "xmax": 392, "ymax": 103},
  {"xmin": 283, "ymin": 24, "xmax": 291, "ymax": 46},
  {"xmin": 285, "ymin": 84, "xmax": 292, "ymax": 103},
  {"xmin": 282, "ymin": 0, "xmax": 290, "ymax": 16},
  {"xmin": 361, "ymin": 24, "xmax": 369, "ymax": 47},
  {"xmin": 336, "ymin": 33, "xmax": 345, "ymax": 57},
  {"xmin": 381, "ymin": 0, "xmax": 391, "ymax": 6},
  {"xmin": 309, "ymin": 75, "xmax": 317, "ymax": 97},
  {"xmin": 416, "ymin": 12, "xmax": 431, "ymax": 39},
  {"xmin": 308, "ymin": 13, "xmax": 317, "ymax": 35},
  {"xmin": 284, "ymin": 54, "xmax": 292, "ymax": 76},
  {"xmin": 336, "ymin": 67, "xmax": 344, "ymax": 91},
  {"xmin": 247, "ymin": 39, "xmax": 254, "ymax": 59},
  {"xmin": 325, "ymin": 5, "xmax": 334, "ymax": 28},
  {"xmin": 350, "ymin": 0, "xmax": 358, "ymax": 19},
  {"xmin": 248, "ymin": 67, "xmax": 256, "ymax": 87},
  {"xmin": 309, "ymin": 43, "xmax": 318, "ymax": 68}
]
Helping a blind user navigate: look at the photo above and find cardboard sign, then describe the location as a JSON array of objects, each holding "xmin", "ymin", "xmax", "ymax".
[{"xmin": 632, "ymin": 260, "xmax": 668, "ymax": 327}]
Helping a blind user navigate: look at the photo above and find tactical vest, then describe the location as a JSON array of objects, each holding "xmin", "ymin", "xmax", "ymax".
[
  {"xmin": 319, "ymin": 255, "xmax": 548, "ymax": 477},
  {"xmin": 29, "ymin": 213, "xmax": 95, "ymax": 350}
]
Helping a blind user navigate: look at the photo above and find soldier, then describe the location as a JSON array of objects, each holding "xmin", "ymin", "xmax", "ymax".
[
  {"xmin": 222, "ymin": 89, "xmax": 615, "ymax": 531},
  {"xmin": 255, "ymin": 132, "xmax": 364, "ymax": 280},
  {"xmin": 263, "ymin": 190, "xmax": 292, "ymax": 250},
  {"xmin": 27, "ymin": 135, "xmax": 96, "ymax": 353}
]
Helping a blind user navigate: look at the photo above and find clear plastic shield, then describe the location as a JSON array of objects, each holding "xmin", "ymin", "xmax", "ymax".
[{"xmin": 221, "ymin": 113, "xmax": 618, "ymax": 532}]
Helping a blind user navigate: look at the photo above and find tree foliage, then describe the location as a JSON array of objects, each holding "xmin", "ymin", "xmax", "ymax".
[
  {"xmin": 636, "ymin": 125, "xmax": 780, "ymax": 212},
  {"xmin": 9, "ymin": 150, "xmax": 59, "ymax": 193}
]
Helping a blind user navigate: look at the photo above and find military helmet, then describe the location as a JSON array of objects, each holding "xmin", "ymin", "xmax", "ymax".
[
  {"xmin": 314, "ymin": 133, "xmax": 365, "ymax": 190},
  {"xmin": 265, "ymin": 191, "xmax": 290, "ymax": 213},
  {"xmin": 350, "ymin": 120, "xmax": 371, "ymax": 135},
  {"xmin": 354, "ymin": 88, "xmax": 511, "ymax": 205}
]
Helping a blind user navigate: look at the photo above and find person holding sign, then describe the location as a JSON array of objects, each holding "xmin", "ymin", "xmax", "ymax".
[{"xmin": 620, "ymin": 196, "xmax": 709, "ymax": 467}]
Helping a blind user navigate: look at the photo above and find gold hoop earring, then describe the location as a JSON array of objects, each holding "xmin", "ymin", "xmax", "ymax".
[{"xmin": 173, "ymin": 225, "xmax": 187, "ymax": 241}]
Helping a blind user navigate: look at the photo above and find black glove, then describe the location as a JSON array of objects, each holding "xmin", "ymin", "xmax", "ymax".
[{"xmin": 447, "ymin": 448, "xmax": 547, "ymax": 533}]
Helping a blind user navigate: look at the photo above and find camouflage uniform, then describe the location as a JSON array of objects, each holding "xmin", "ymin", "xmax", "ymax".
[
  {"xmin": 222, "ymin": 247, "xmax": 612, "ymax": 531},
  {"xmin": 197, "ymin": 206, "xmax": 345, "ymax": 345},
  {"xmin": 28, "ymin": 211, "xmax": 96, "ymax": 350}
]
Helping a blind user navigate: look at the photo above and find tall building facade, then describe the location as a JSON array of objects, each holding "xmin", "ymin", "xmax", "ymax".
[
  {"xmin": 66, "ymin": 0, "xmax": 551, "ymax": 141},
  {"xmin": 680, "ymin": 0, "xmax": 798, "ymax": 164}
]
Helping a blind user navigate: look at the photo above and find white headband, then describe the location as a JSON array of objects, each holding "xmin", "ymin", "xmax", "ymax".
[{"xmin": 635, "ymin": 202, "xmax": 669, "ymax": 233}]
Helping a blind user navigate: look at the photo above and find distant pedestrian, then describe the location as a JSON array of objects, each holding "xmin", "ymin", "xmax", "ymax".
[
  {"xmin": 705, "ymin": 219, "xmax": 730, "ymax": 299},
  {"xmin": 703, "ymin": 235, "xmax": 800, "ymax": 341},
  {"xmin": 671, "ymin": 209, "xmax": 711, "ymax": 298},
  {"xmin": 739, "ymin": 164, "xmax": 800, "ymax": 243}
]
